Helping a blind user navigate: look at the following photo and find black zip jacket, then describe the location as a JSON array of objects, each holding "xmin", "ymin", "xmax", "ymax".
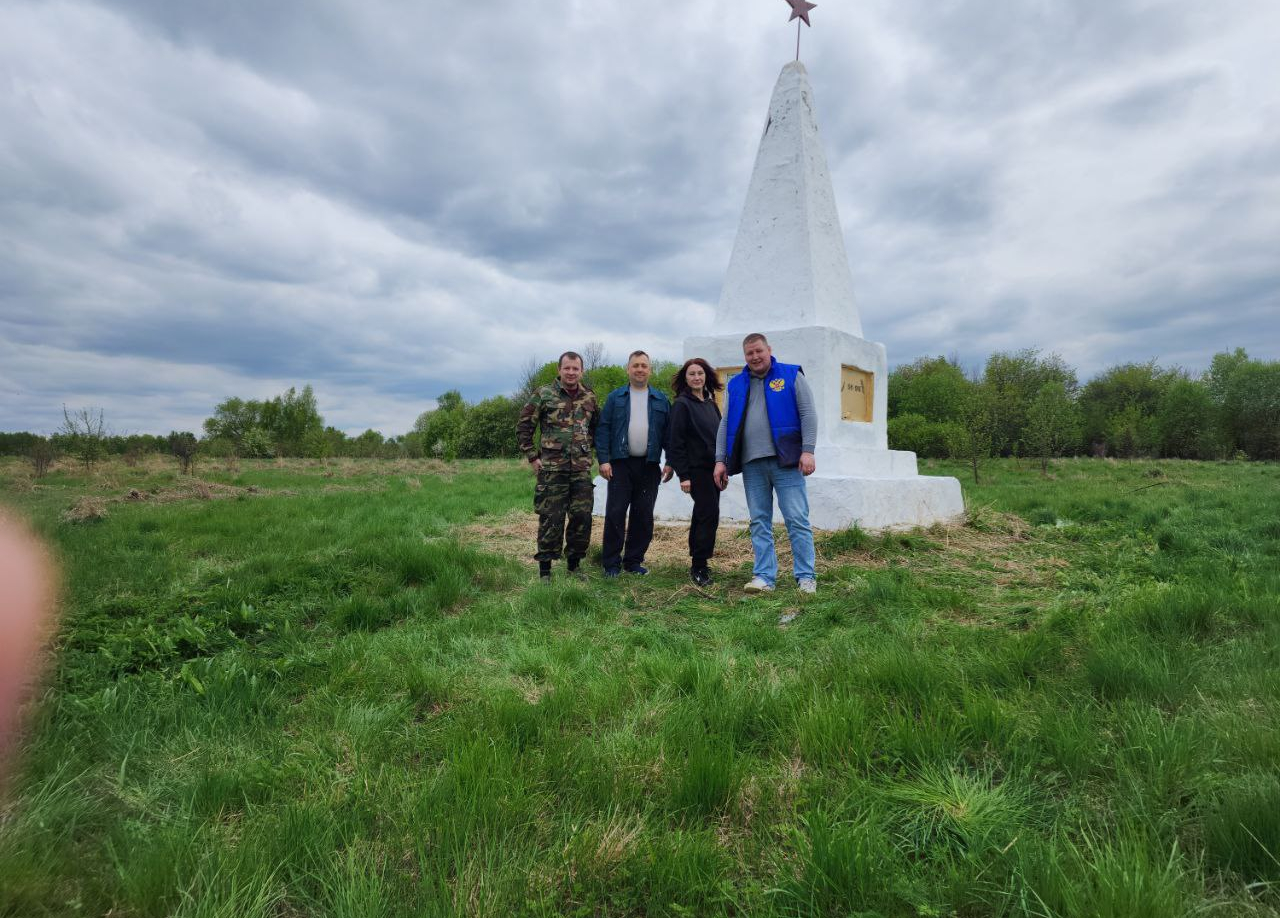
[{"xmin": 665, "ymin": 391, "xmax": 722, "ymax": 481}]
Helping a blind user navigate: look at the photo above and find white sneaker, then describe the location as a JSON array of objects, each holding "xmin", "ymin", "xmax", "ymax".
[
  {"xmin": 797, "ymin": 579, "xmax": 817, "ymax": 595},
  {"xmin": 744, "ymin": 577, "xmax": 775, "ymax": 593}
]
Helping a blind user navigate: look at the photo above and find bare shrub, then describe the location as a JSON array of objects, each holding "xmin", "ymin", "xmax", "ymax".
[
  {"xmin": 513, "ymin": 357, "xmax": 543, "ymax": 403},
  {"xmin": 581, "ymin": 340, "xmax": 609, "ymax": 371},
  {"xmin": 168, "ymin": 432, "xmax": 198, "ymax": 475},
  {"xmin": 60, "ymin": 406, "xmax": 109, "ymax": 473},
  {"xmin": 28, "ymin": 438, "xmax": 56, "ymax": 478}
]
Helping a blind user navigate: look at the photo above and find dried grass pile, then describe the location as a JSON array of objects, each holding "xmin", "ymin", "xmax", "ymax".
[{"xmin": 60, "ymin": 496, "xmax": 108, "ymax": 523}]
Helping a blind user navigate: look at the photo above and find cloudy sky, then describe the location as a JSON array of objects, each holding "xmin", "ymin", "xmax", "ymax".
[{"xmin": 2, "ymin": 0, "xmax": 1277, "ymax": 435}]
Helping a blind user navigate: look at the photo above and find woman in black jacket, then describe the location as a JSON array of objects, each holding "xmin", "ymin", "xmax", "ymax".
[{"xmin": 666, "ymin": 358, "xmax": 724, "ymax": 586}]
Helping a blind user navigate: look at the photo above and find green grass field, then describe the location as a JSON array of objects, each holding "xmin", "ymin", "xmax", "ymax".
[{"xmin": 1, "ymin": 455, "xmax": 1278, "ymax": 917}]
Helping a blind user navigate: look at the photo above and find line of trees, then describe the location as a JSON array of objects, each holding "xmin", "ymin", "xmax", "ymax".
[
  {"xmin": 409, "ymin": 351, "xmax": 683, "ymax": 461},
  {"xmin": 3, "ymin": 347, "xmax": 1275, "ymax": 476},
  {"xmin": 888, "ymin": 348, "xmax": 1280, "ymax": 476},
  {"xmin": 0, "ymin": 408, "xmax": 198, "ymax": 476}
]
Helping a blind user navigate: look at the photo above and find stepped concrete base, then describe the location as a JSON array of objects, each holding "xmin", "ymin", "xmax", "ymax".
[{"xmin": 592, "ymin": 470, "xmax": 965, "ymax": 532}]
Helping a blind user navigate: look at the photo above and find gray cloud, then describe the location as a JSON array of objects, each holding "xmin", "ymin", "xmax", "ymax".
[{"xmin": 2, "ymin": 0, "xmax": 1278, "ymax": 435}]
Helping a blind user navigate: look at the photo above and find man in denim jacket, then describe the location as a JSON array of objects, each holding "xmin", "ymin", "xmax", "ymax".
[{"xmin": 595, "ymin": 351, "xmax": 674, "ymax": 576}]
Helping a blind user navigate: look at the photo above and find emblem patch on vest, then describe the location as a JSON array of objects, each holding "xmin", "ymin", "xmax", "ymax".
[{"xmin": 769, "ymin": 378, "xmax": 786, "ymax": 392}]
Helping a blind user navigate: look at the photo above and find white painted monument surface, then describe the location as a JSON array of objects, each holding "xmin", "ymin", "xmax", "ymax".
[{"xmin": 594, "ymin": 61, "xmax": 964, "ymax": 531}]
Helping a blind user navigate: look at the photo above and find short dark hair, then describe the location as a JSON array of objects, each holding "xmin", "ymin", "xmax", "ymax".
[
  {"xmin": 673, "ymin": 358, "xmax": 723, "ymax": 397},
  {"xmin": 742, "ymin": 333, "xmax": 769, "ymax": 349},
  {"xmin": 558, "ymin": 351, "xmax": 583, "ymax": 369},
  {"xmin": 627, "ymin": 350, "xmax": 650, "ymax": 363}
]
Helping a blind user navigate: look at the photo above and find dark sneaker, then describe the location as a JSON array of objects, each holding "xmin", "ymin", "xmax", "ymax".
[
  {"xmin": 624, "ymin": 565, "xmax": 649, "ymax": 576},
  {"xmin": 538, "ymin": 561, "xmax": 552, "ymax": 583},
  {"xmin": 603, "ymin": 566, "xmax": 622, "ymax": 578},
  {"xmin": 566, "ymin": 559, "xmax": 588, "ymax": 582},
  {"xmin": 691, "ymin": 567, "xmax": 713, "ymax": 588}
]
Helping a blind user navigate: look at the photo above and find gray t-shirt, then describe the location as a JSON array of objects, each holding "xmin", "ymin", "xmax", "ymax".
[
  {"xmin": 628, "ymin": 387, "xmax": 649, "ymax": 457},
  {"xmin": 715, "ymin": 369, "xmax": 817, "ymax": 464}
]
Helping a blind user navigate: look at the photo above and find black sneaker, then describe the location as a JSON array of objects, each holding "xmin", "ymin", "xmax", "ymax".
[
  {"xmin": 538, "ymin": 561, "xmax": 552, "ymax": 583},
  {"xmin": 691, "ymin": 567, "xmax": 712, "ymax": 588},
  {"xmin": 624, "ymin": 565, "xmax": 649, "ymax": 576},
  {"xmin": 603, "ymin": 566, "xmax": 622, "ymax": 578}
]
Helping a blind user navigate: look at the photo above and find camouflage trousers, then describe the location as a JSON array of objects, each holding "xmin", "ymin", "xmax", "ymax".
[{"xmin": 533, "ymin": 470, "xmax": 594, "ymax": 562}]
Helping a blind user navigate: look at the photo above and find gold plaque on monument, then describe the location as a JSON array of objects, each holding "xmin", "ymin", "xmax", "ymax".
[
  {"xmin": 714, "ymin": 366, "xmax": 743, "ymax": 412},
  {"xmin": 841, "ymin": 365, "xmax": 873, "ymax": 422}
]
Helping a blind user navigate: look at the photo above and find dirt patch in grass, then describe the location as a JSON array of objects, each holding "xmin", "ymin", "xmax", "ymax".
[
  {"xmin": 909, "ymin": 512, "xmax": 1074, "ymax": 624},
  {"xmin": 931, "ymin": 512, "xmax": 1066, "ymax": 573},
  {"xmin": 457, "ymin": 507, "xmax": 1067, "ymax": 624},
  {"xmin": 460, "ymin": 508, "xmax": 1064, "ymax": 578},
  {"xmin": 57, "ymin": 482, "xmax": 259, "ymax": 518},
  {"xmin": 88, "ymin": 479, "xmax": 389, "ymax": 507},
  {"xmin": 460, "ymin": 508, "xmax": 766, "ymax": 570},
  {"xmin": 320, "ymin": 483, "xmax": 387, "ymax": 495},
  {"xmin": 318, "ymin": 458, "xmax": 462, "ymax": 479},
  {"xmin": 142, "ymin": 480, "xmax": 259, "ymax": 502},
  {"xmin": 458, "ymin": 510, "xmax": 1012, "ymax": 579}
]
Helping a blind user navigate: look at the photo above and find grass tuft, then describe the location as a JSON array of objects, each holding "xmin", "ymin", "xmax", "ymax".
[
  {"xmin": 1017, "ymin": 829, "xmax": 1192, "ymax": 918},
  {"xmin": 1203, "ymin": 773, "xmax": 1280, "ymax": 884}
]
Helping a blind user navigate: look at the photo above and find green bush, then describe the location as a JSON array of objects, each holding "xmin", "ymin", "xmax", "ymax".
[
  {"xmin": 414, "ymin": 406, "xmax": 465, "ymax": 460},
  {"xmin": 888, "ymin": 356, "xmax": 969, "ymax": 422},
  {"xmin": 1219, "ymin": 359, "xmax": 1280, "ymax": 460},
  {"xmin": 199, "ymin": 436, "xmax": 236, "ymax": 459},
  {"xmin": 887, "ymin": 413, "xmax": 960, "ymax": 458},
  {"xmin": 984, "ymin": 349, "xmax": 1078, "ymax": 455},
  {"xmin": 456, "ymin": 396, "xmax": 521, "ymax": 459},
  {"xmin": 1155, "ymin": 377, "xmax": 1220, "ymax": 459},
  {"xmin": 0, "ymin": 431, "xmax": 42, "ymax": 456},
  {"xmin": 585, "ymin": 365, "xmax": 627, "ymax": 396},
  {"xmin": 1079, "ymin": 362, "xmax": 1174, "ymax": 457},
  {"xmin": 239, "ymin": 426, "xmax": 275, "ymax": 458},
  {"xmin": 1025, "ymin": 380, "xmax": 1083, "ymax": 470},
  {"xmin": 203, "ymin": 386, "xmax": 323, "ymax": 457}
]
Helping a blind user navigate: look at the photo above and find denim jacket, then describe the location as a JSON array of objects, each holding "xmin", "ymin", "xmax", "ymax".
[{"xmin": 594, "ymin": 385, "xmax": 670, "ymax": 465}]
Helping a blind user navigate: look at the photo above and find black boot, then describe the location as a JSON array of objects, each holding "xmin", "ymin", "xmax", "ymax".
[
  {"xmin": 566, "ymin": 557, "xmax": 587, "ymax": 581},
  {"xmin": 691, "ymin": 565, "xmax": 712, "ymax": 588},
  {"xmin": 539, "ymin": 560, "xmax": 552, "ymax": 583}
]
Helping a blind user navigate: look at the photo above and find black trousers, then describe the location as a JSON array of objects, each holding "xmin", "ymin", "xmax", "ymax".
[
  {"xmin": 602, "ymin": 457, "xmax": 661, "ymax": 570},
  {"xmin": 686, "ymin": 467, "xmax": 720, "ymax": 566}
]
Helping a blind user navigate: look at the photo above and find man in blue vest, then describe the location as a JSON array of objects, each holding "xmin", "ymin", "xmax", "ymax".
[
  {"xmin": 713, "ymin": 333, "xmax": 818, "ymax": 594},
  {"xmin": 596, "ymin": 350, "xmax": 674, "ymax": 577}
]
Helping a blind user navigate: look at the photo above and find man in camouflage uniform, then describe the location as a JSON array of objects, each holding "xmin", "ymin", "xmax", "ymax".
[{"xmin": 516, "ymin": 351, "xmax": 600, "ymax": 582}]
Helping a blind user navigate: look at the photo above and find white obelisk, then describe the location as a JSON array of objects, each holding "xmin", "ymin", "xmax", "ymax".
[{"xmin": 597, "ymin": 61, "xmax": 965, "ymax": 530}]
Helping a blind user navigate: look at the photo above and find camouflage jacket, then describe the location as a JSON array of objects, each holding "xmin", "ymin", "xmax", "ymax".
[{"xmin": 516, "ymin": 379, "xmax": 600, "ymax": 472}]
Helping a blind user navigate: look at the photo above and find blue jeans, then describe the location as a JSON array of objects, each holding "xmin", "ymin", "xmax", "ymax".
[{"xmin": 741, "ymin": 457, "xmax": 816, "ymax": 586}]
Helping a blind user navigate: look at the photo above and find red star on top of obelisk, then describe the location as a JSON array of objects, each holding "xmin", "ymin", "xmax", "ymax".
[{"xmin": 784, "ymin": 0, "xmax": 817, "ymax": 27}]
